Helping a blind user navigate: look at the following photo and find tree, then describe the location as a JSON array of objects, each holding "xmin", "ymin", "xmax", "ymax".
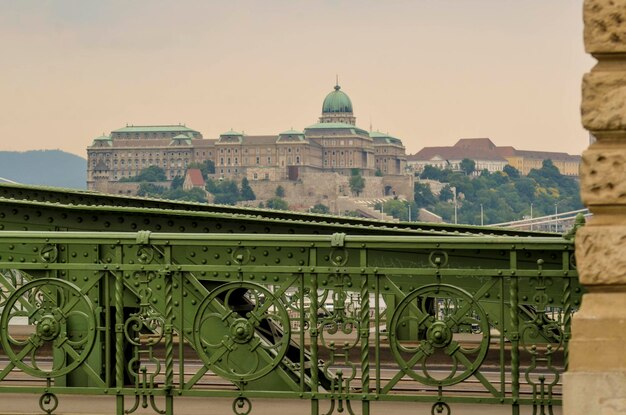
[
  {"xmin": 137, "ymin": 182, "xmax": 165, "ymax": 196},
  {"xmin": 275, "ymin": 185, "xmax": 285, "ymax": 198},
  {"xmin": 460, "ymin": 158, "xmax": 476, "ymax": 176},
  {"xmin": 503, "ymin": 164, "xmax": 520, "ymax": 179},
  {"xmin": 439, "ymin": 185, "xmax": 454, "ymax": 202},
  {"xmin": 414, "ymin": 182, "xmax": 437, "ymax": 208},
  {"xmin": 240, "ymin": 177, "xmax": 256, "ymax": 201},
  {"xmin": 381, "ymin": 199, "xmax": 418, "ymax": 221},
  {"xmin": 206, "ymin": 178, "xmax": 240, "ymax": 205},
  {"xmin": 310, "ymin": 203, "xmax": 330, "ymax": 214},
  {"xmin": 374, "ymin": 168, "xmax": 383, "ymax": 177},
  {"xmin": 420, "ymin": 165, "xmax": 445, "ymax": 181},
  {"xmin": 266, "ymin": 197, "xmax": 289, "ymax": 210},
  {"xmin": 120, "ymin": 166, "xmax": 167, "ymax": 182},
  {"xmin": 349, "ymin": 173, "xmax": 365, "ymax": 196},
  {"xmin": 171, "ymin": 175, "xmax": 184, "ymax": 189}
]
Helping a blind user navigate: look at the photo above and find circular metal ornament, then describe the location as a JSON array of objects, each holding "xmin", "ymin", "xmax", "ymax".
[
  {"xmin": 136, "ymin": 246, "xmax": 155, "ymax": 264},
  {"xmin": 0, "ymin": 278, "xmax": 96, "ymax": 378},
  {"xmin": 193, "ymin": 282, "xmax": 291, "ymax": 382},
  {"xmin": 232, "ymin": 397, "xmax": 252, "ymax": 415},
  {"xmin": 329, "ymin": 248, "xmax": 348, "ymax": 266},
  {"xmin": 389, "ymin": 284, "xmax": 490, "ymax": 386},
  {"xmin": 431, "ymin": 402, "xmax": 451, "ymax": 415},
  {"xmin": 428, "ymin": 251, "xmax": 449, "ymax": 267},
  {"xmin": 39, "ymin": 244, "xmax": 58, "ymax": 263},
  {"xmin": 232, "ymin": 247, "xmax": 251, "ymax": 265},
  {"xmin": 39, "ymin": 392, "xmax": 59, "ymax": 414}
]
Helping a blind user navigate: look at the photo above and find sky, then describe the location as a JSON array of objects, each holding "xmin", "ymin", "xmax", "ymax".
[{"xmin": 0, "ymin": 0, "xmax": 594, "ymax": 158}]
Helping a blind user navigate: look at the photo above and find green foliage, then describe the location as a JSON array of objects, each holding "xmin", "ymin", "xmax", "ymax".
[
  {"xmin": 136, "ymin": 182, "xmax": 206, "ymax": 203},
  {"xmin": 343, "ymin": 210, "xmax": 363, "ymax": 218},
  {"xmin": 205, "ymin": 178, "xmax": 240, "ymax": 205},
  {"xmin": 137, "ymin": 183, "xmax": 166, "ymax": 196},
  {"xmin": 439, "ymin": 185, "xmax": 454, "ymax": 202},
  {"xmin": 120, "ymin": 166, "xmax": 167, "ymax": 182},
  {"xmin": 310, "ymin": 203, "xmax": 330, "ymax": 214},
  {"xmin": 414, "ymin": 182, "xmax": 437, "ymax": 207},
  {"xmin": 380, "ymin": 199, "xmax": 418, "ymax": 221},
  {"xmin": 171, "ymin": 175, "xmax": 184, "ymax": 189},
  {"xmin": 503, "ymin": 164, "xmax": 520, "ymax": 178},
  {"xmin": 266, "ymin": 197, "xmax": 289, "ymax": 210},
  {"xmin": 240, "ymin": 178, "xmax": 256, "ymax": 201},
  {"xmin": 349, "ymin": 173, "xmax": 365, "ymax": 196},
  {"xmin": 275, "ymin": 185, "xmax": 285, "ymax": 198},
  {"xmin": 409, "ymin": 162, "xmax": 582, "ymax": 225},
  {"xmin": 460, "ymin": 158, "xmax": 476, "ymax": 176},
  {"xmin": 374, "ymin": 168, "xmax": 383, "ymax": 177},
  {"xmin": 420, "ymin": 165, "xmax": 450, "ymax": 181}
]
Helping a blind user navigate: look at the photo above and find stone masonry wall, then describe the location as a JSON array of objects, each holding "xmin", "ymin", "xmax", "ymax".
[
  {"xmin": 247, "ymin": 172, "xmax": 387, "ymax": 212},
  {"xmin": 564, "ymin": 1, "xmax": 626, "ymax": 414}
]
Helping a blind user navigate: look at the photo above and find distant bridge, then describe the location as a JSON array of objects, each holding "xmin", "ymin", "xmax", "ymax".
[{"xmin": 491, "ymin": 208, "xmax": 590, "ymax": 232}]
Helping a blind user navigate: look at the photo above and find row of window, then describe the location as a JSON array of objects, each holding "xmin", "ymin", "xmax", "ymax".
[
  {"xmin": 217, "ymin": 156, "xmax": 303, "ymax": 166},
  {"xmin": 324, "ymin": 159, "xmax": 354, "ymax": 167}
]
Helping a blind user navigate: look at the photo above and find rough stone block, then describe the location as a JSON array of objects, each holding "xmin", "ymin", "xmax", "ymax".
[
  {"xmin": 584, "ymin": 0, "xmax": 626, "ymax": 54},
  {"xmin": 582, "ymin": 71, "xmax": 626, "ymax": 131},
  {"xmin": 580, "ymin": 147, "xmax": 626, "ymax": 205},
  {"xmin": 564, "ymin": 371, "xmax": 626, "ymax": 415},
  {"xmin": 576, "ymin": 225, "xmax": 626, "ymax": 284}
]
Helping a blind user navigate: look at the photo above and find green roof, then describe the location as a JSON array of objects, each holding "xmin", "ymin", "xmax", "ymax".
[
  {"xmin": 322, "ymin": 84, "xmax": 353, "ymax": 113},
  {"xmin": 220, "ymin": 129, "xmax": 243, "ymax": 136},
  {"xmin": 172, "ymin": 134, "xmax": 190, "ymax": 139},
  {"xmin": 93, "ymin": 135, "xmax": 112, "ymax": 141},
  {"xmin": 112, "ymin": 125, "xmax": 198, "ymax": 133},
  {"xmin": 370, "ymin": 130, "xmax": 403, "ymax": 145},
  {"xmin": 304, "ymin": 122, "xmax": 369, "ymax": 136},
  {"xmin": 279, "ymin": 129, "xmax": 303, "ymax": 135}
]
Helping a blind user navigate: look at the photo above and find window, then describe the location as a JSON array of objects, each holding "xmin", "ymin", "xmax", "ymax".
[
  {"xmin": 256, "ymin": 157, "xmax": 260, "ymax": 164},
  {"xmin": 253, "ymin": 173, "xmax": 258, "ymax": 180}
]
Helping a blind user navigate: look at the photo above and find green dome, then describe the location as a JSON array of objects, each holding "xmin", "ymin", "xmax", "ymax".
[{"xmin": 322, "ymin": 84, "xmax": 353, "ymax": 114}]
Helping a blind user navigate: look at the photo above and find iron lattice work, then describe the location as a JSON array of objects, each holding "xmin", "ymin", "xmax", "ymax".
[{"xmin": 0, "ymin": 231, "xmax": 580, "ymax": 415}]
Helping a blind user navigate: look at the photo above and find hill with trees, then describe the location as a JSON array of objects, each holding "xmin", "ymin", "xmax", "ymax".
[{"xmin": 380, "ymin": 160, "xmax": 582, "ymax": 225}]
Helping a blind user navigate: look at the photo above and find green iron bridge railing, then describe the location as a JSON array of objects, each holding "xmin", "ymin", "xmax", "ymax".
[{"xmin": 0, "ymin": 183, "xmax": 581, "ymax": 415}]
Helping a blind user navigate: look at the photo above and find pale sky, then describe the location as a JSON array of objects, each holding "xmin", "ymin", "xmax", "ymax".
[{"xmin": 0, "ymin": 0, "xmax": 593, "ymax": 158}]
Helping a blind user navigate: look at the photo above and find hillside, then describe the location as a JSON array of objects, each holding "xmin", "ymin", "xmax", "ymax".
[
  {"xmin": 0, "ymin": 150, "xmax": 86, "ymax": 189},
  {"xmin": 379, "ymin": 160, "xmax": 583, "ymax": 226}
]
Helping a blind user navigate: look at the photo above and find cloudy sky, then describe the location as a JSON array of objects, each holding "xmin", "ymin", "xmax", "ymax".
[{"xmin": 0, "ymin": 0, "xmax": 593, "ymax": 157}]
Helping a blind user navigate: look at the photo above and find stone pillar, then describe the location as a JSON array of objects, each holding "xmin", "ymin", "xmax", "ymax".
[{"xmin": 564, "ymin": 1, "xmax": 626, "ymax": 413}]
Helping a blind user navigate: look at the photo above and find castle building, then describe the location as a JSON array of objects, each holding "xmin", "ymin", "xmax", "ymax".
[
  {"xmin": 87, "ymin": 84, "xmax": 408, "ymax": 192},
  {"xmin": 407, "ymin": 138, "xmax": 581, "ymax": 176}
]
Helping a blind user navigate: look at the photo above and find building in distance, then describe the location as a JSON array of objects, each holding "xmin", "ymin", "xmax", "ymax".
[
  {"xmin": 407, "ymin": 138, "xmax": 580, "ymax": 176},
  {"xmin": 86, "ymin": 83, "xmax": 414, "ymax": 206}
]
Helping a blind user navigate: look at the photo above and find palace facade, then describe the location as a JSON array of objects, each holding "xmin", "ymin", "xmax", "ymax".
[{"xmin": 87, "ymin": 84, "xmax": 408, "ymax": 193}]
